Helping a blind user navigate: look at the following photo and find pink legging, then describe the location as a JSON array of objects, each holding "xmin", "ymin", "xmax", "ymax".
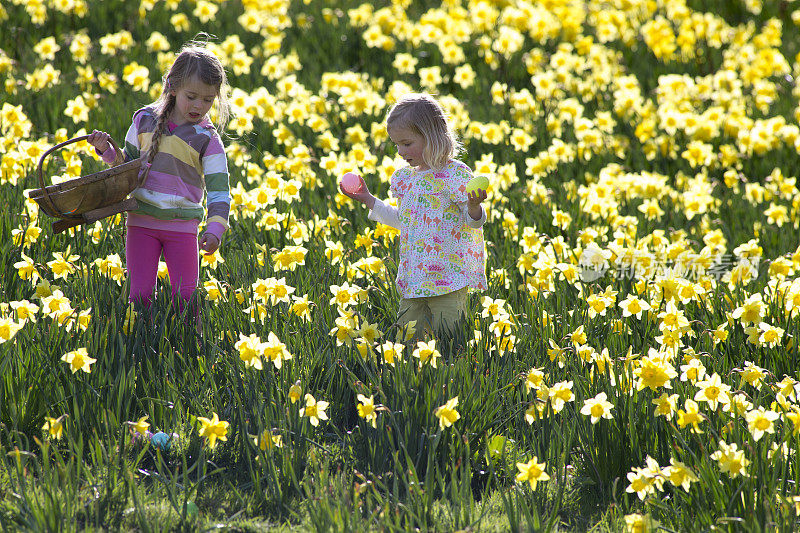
[{"xmin": 126, "ymin": 226, "xmax": 199, "ymax": 307}]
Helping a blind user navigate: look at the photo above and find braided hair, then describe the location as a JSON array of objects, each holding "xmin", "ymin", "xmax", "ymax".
[{"xmin": 146, "ymin": 39, "xmax": 231, "ymax": 164}]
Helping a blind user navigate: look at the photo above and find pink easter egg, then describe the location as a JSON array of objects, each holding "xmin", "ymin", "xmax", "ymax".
[{"xmin": 341, "ymin": 172, "xmax": 363, "ymax": 194}]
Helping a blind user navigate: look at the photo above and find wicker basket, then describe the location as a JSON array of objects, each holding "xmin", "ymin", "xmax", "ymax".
[{"xmin": 28, "ymin": 135, "xmax": 147, "ymax": 234}]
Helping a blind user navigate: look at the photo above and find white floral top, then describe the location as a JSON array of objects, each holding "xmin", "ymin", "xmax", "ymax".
[{"xmin": 368, "ymin": 160, "xmax": 487, "ymax": 298}]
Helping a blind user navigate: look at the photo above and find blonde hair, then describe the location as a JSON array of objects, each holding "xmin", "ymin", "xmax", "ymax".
[
  {"xmin": 386, "ymin": 93, "xmax": 461, "ymax": 171},
  {"xmin": 146, "ymin": 37, "xmax": 231, "ymax": 163}
]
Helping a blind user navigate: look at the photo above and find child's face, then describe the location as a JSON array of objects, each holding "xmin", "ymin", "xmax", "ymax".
[
  {"xmin": 388, "ymin": 126, "xmax": 428, "ymax": 170},
  {"xmin": 170, "ymin": 75, "xmax": 218, "ymax": 125}
]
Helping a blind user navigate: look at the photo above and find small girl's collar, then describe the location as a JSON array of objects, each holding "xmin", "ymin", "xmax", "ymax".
[{"xmin": 410, "ymin": 160, "xmax": 453, "ymax": 174}]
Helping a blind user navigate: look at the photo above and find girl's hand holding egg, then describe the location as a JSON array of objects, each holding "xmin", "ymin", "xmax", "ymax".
[
  {"xmin": 340, "ymin": 172, "xmax": 364, "ymax": 194},
  {"xmin": 466, "ymin": 175, "xmax": 488, "ymax": 221},
  {"xmin": 465, "ymin": 175, "xmax": 489, "ymax": 195},
  {"xmin": 339, "ymin": 171, "xmax": 376, "ymax": 209},
  {"xmin": 466, "ymin": 175, "xmax": 489, "ymax": 206}
]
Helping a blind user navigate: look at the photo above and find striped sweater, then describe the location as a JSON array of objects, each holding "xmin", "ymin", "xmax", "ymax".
[{"xmin": 122, "ymin": 105, "xmax": 230, "ymax": 239}]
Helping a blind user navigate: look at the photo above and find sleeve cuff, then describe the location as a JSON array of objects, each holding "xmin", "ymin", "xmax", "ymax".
[
  {"xmin": 367, "ymin": 198, "xmax": 385, "ymax": 222},
  {"xmin": 96, "ymin": 146, "xmax": 117, "ymax": 164},
  {"xmin": 466, "ymin": 205, "xmax": 486, "ymax": 228},
  {"xmin": 204, "ymin": 221, "xmax": 226, "ymax": 240}
]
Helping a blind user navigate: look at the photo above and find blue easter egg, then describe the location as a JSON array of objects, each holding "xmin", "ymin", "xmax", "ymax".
[{"xmin": 150, "ymin": 431, "xmax": 171, "ymax": 452}]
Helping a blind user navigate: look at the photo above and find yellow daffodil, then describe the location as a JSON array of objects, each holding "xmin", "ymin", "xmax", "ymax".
[
  {"xmin": 262, "ymin": 332, "xmax": 292, "ymax": 369},
  {"xmin": 200, "ymin": 249, "xmax": 224, "ymax": 269},
  {"xmin": 288, "ymin": 381, "xmax": 302, "ymax": 404},
  {"xmin": 731, "ymin": 293, "xmax": 765, "ymax": 324},
  {"xmin": 694, "ymin": 372, "xmax": 731, "ymax": 410},
  {"xmin": 625, "ymin": 456, "xmax": 663, "ymax": 500},
  {"xmin": 379, "ymin": 340, "xmax": 404, "ymax": 366},
  {"xmin": 412, "ymin": 339, "xmax": 441, "ymax": 369},
  {"xmin": 652, "ymin": 393, "xmax": 678, "ymax": 421},
  {"xmin": 619, "ymin": 294, "xmax": 651, "ymax": 319},
  {"xmin": 548, "ymin": 380, "xmax": 574, "ymax": 413},
  {"xmin": 203, "ymin": 278, "xmax": 225, "ymax": 302},
  {"xmin": 721, "ymin": 392, "xmax": 753, "ymax": 417},
  {"xmin": 680, "ymin": 358, "xmax": 706, "ymax": 383},
  {"xmin": 634, "ymin": 349, "xmax": 678, "ymax": 391},
  {"xmin": 580, "ymin": 392, "xmax": 614, "ymax": 424},
  {"xmin": 356, "ymin": 394, "xmax": 377, "ymax": 428},
  {"xmin": 42, "ymin": 414, "xmax": 67, "ymax": 440},
  {"xmin": 623, "ymin": 513, "xmax": 660, "ymax": 533},
  {"xmin": 128, "ymin": 416, "xmax": 151, "ymax": 436},
  {"xmin": 395, "ymin": 320, "xmax": 417, "ymax": 343},
  {"xmin": 47, "ymin": 251, "xmax": 79, "ymax": 279},
  {"xmin": 61, "ymin": 347, "xmax": 96, "ymax": 374},
  {"xmin": 661, "ymin": 458, "xmax": 699, "ymax": 492},
  {"xmin": 524, "ymin": 368, "xmax": 545, "ymax": 393},
  {"xmin": 515, "ymin": 456, "xmax": 550, "ymax": 490},
  {"xmin": 254, "ymin": 429, "xmax": 283, "ymax": 452},
  {"xmin": 0, "ymin": 317, "xmax": 24, "ymax": 343},
  {"xmin": 547, "ymin": 339, "xmax": 567, "ymax": 368},
  {"xmin": 10, "ymin": 300, "xmax": 39, "ymax": 322},
  {"xmin": 197, "ymin": 412, "xmax": 229, "ymax": 450},
  {"xmin": 300, "ymin": 394, "xmax": 328, "ymax": 427},
  {"xmin": 434, "ymin": 396, "xmax": 460, "ymax": 430},
  {"xmin": 13, "ymin": 252, "xmax": 39, "ymax": 282},
  {"xmin": 235, "ymin": 333, "xmax": 264, "ymax": 370},
  {"xmin": 745, "ymin": 406, "xmax": 780, "ymax": 441},
  {"xmin": 711, "ymin": 440, "xmax": 750, "ymax": 478},
  {"xmin": 677, "ymin": 399, "xmax": 704, "ymax": 433},
  {"xmin": 290, "ymin": 294, "xmax": 312, "ymax": 321}
]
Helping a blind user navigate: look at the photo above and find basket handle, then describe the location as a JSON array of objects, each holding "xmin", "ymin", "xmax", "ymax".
[{"xmin": 36, "ymin": 134, "xmax": 122, "ymax": 216}]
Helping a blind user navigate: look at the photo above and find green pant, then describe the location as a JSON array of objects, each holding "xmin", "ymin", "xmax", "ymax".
[{"xmin": 395, "ymin": 288, "xmax": 468, "ymax": 341}]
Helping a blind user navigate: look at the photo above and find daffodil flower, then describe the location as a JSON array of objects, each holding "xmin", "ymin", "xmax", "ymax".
[
  {"xmin": 42, "ymin": 414, "xmax": 68, "ymax": 440},
  {"xmin": 515, "ymin": 456, "xmax": 550, "ymax": 490},
  {"xmin": 300, "ymin": 394, "xmax": 329, "ymax": 427},
  {"xmin": 197, "ymin": 412, "xmax": 229, "ymax": 450},
  {"xmin": 61, "ymin": 347, "xmax": 96, "ymax": 374},
  {"xmin": 434, "ymin": 396, "xmax": 460, "ymax": 430},
  {"xmin": 356, "ymin": 394, "xmax": 377, "ymax": 428}
]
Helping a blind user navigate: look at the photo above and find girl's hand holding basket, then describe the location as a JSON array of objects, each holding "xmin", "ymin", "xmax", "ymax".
[
  {"xmin": 87, "ymin": 129, "xmax": 114, "ymax": 159},
  {"xmin": 199, "ymin": 233, "xmax": 220, "ymax": 255}
]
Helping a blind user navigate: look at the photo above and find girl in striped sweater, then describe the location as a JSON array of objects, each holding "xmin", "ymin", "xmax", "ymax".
[{"xmin": 87, "ymin": 41, "xmax": 232, "ymax": 310}]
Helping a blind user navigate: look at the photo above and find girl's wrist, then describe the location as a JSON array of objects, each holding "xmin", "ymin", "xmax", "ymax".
[
  {"xmin": 96, "ymin": 144, "xmax": 116, "ymax": 164},
  {"xmin": 468, "ymin": 203, "xmax": 483, "ymax": 220},
  {"xmin": 204, "ymin": 222, "xmax": 226, "ymax": 241}
]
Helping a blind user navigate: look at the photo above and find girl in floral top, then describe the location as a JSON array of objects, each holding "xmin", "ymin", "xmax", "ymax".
[{"xmin": 340, "ymin": 93, "xmax": 488, "ymax": 342}]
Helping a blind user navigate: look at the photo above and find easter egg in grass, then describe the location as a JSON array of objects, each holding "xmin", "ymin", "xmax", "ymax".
[
  {"xmin": 465, "ymin": 175, "xmax": 489, "ymax": 195},
  {"xmin": 340, "ymin": 172, "xmax": 364, "ymax": 194},
  {"xmin": 185, "ymin": 501, "xmax": 199, "ymax": 517},
  {"xmin": 150, "ymin": 431, "xmax": 172, "ymax": 451}
]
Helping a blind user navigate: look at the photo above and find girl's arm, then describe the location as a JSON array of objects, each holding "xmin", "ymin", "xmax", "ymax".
[
  {"xmin": 87, "ymin": 108, "xmax": 145, "ymax": 167},
  {"xmin": 460, "ymin": 203, "xmax": 486, "ymax": 228},
  {"xmin": 461, "ymin": 189, "xmax": 488, "ymax": 228},
  {"xmin": 367, "ymin": 198, "xmax": 401, "ymax": 229},
  {"xmin": 87, "ymin": 130, "xmax": 124, "ymax": 166},
  {"xmin": 200, "ymin": 134, "xmax": 230, "ymax": 254},
  {"xmin": 445, "ymin": 162, "xmax": 487, "ymax": 229},
  {"xmin": 339, "ymin": 180, "xmax": 402, "ymax": 229}
]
